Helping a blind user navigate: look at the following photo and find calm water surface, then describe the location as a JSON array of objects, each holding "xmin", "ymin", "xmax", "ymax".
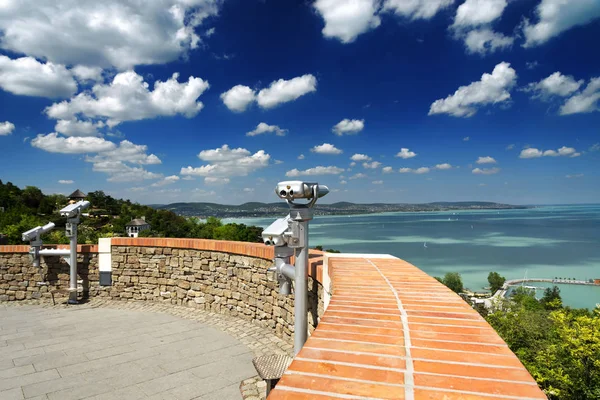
[{"xmin": 226, "ymin": 205, "xmax": 600, "ymax": 309}]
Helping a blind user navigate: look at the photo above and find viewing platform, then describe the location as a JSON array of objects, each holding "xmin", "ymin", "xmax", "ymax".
[{"xmin": 0, "ymin": 238, "xmax": 547, "ymax": 399}]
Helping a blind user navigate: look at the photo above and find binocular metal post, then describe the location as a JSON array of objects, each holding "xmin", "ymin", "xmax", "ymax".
[{"xmin": 262, "ymin": 182, "xmax": 327, "ymax": 356}]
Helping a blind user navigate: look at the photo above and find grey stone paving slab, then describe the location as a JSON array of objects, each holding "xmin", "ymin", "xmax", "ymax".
[
  {"xmin": 0, "ymin": 302, "xmax": 284, "ymax": 399},
  {"xmin": 0, "ymin": 387, "xmax": 25, "ymax": 400}
]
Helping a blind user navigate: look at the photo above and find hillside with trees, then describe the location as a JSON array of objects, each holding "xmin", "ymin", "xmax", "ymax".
[{"xmin": 0, "ymin": 181, "xmax": 262, "ymax": 245}]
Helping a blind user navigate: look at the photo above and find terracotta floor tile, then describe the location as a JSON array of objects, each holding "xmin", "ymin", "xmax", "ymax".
[
  {"xmin": 413, "ymin": 388, "xmax": 520, "ymax": 399},
  {"xmin": 298, "ymin": 347, "xmax": 407, "ymax": 369},
  {"xmin": 316, "ymin": 322, "xmax": 404, "ymax": 337},
  {"xmin": 277, "ymin": 373, "xmax": 406, "ymax": 399},
  {"xmin": 311, "ymin": 329, "xmax": 405, "ymax": 345},
  {"xmin": 325, "ymin": 311, "xmax": 401, "ymax": 322},
  {"xmin": 327, "ymin": 305, "xmax": 400, "ymax": 316},
  {"xmin": 411, "ymin": 338, "xmax": 512, "ymax": 355},
  {"xmin": 305, "ymin": 338, "xmax": 406, "ymax": 356},
  {"xmin": 413, "ymin": 360, "xmax": 538, "ymax": 383},
  {"xmin": 411, "ymin": 348, "xmax": 524, "ymax": 368},
  {"xmin": 410, "ymin": 330, "xmax": 506, "ymax": 345},
  {"xmin": 321, "ymin": 316, "xmax": 402, "ymax": 328},
  {"xmin": 406, "ymin": 310, "xmax": 483, "ymax": 321},
  {"xmin": 414, "ymin": 373, "xmax": 546, "ymax": 398},
  {"xmin": 408, "ymin": 323, "xmax": 498, "ymax": 336},
  {"xmin": 408, "ymin": 316, "xmax": 489, "ymax": 327},
  {"xmin": 267, "ymin": 390, "xmax": 342, "ymax": 400},
  {"xmin": 328, "ymin": 300, "xmax": 399, "ymax": 309},
  {"xmin": 288, "ymin": 359, "xmax": 405, "ymax": 384}
]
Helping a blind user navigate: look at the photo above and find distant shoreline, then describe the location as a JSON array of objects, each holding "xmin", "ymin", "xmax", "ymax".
[{"xmin": 159, "ymin": 201, "xmax": 530, "ymax": 219}]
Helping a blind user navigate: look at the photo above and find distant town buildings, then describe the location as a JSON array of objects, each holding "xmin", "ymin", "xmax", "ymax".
[{"xmin": 126, "ymin": 217, "xmax": 150, "ymax": 238}]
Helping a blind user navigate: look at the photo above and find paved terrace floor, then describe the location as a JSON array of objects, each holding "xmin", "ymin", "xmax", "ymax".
[
  {"xmin": 269, "ymin": 255, "xmax": 548, "ymax": 400},
  {"xmin": 0, "ymin": 301, "xmax": 291, "ymax": 400}
]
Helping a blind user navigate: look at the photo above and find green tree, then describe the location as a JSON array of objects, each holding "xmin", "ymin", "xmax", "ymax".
[
  {"xmin": 438, "ymin": 272, "xmax": 464, "ymax": 293},
  {"xmin": 487, "ymin": 271, "xmax": 506, "ymax": 294},
  {"xmin": 541, "ymin": 286, "xmax": 563, "ymax": 310}
]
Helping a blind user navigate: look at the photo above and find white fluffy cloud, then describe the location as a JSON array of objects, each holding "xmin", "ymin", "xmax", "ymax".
[
  {"xmin": 395, "ymin": 148, "xmax": 417, "ymax": 159},
  {"xmin": 31, "ymin": 133, "xmax": 116, "ymax": 154},
  {"xmin": 350, "ymin": 153, "xmax": 371, "ymax": 161},
  {"xmin": 311, "ymin": 143, "xmax": 343, "ymax": 155},
  {"xmin": 382, "ymin": 166, "xmax": 394, "ymax": 173},
  {"xmin": 434, "ymin": 163, "xmax": 453, "ymax": 170},
  {"xmin": 180, "ymin": 145, "xmax": 270, "ymax": 184},
  {"xmin": 71, "ymin": 65, "xmax": 103, "ymax": 83},
  {"xmin": 522, "ymin": 0, "xmax": 600, "ymax": 47},
  {"xmin": 93, "ymin": 161, "xmax": 162, "ymax": 183},
  {"xmin": 204, "ymin": 177, "xmax": 230, "ymax": 185},
  {"xmin": 476, "ymin": 156, "xmax": 497, "ymax": 164},
  {"xmin": 384, "ymin": 0, "xmax": 454, "ymax": 20},
  {"xmin": 313, "ymin": 0, "xmax": 381, "ymax": 43},
  {"xmin": 221, "ymin": 75, "xmax": 317, "ymax": 111},
  {"xmin": 399, "ymin": 167, "xmax": 430, "ymax": 174},
  {"xmin": 0, "ymin": 56, "xmax": 77, "ymax": 98},
  {"xmin": 472, "ymin": 167, "xmax": 500, "ymax": 174},
  {"xmin": 349, "ymin": 173, "xmax": 368, "ymax": 179},
  {"xmin": 58, "ymin": 180, "xmax": 74, "ymax": 184},
  {"xmin": 31, "ymin": 131, "xmax": 162, "ymax": 182},
  {"xmin": 524, "ymin": 72, "xmax": 584, "ymax": 99},
  {"xmin": 286, "ymin": 166, "xmax": 344, "ymax": 177},
  {"xmin": 45, "ymin": 71, "xmax": 209, "ymax": 127},
  {"xmin": 333, "ymin": 119, "xmax": 365, "ymax": 135},
  {"xmin": 220, "ymin": 85, "xmax": 256, "ymax": 112},
  {"xmin": 0, "ymin": 121, "xmax": 15, "ymax": 136},
  {"xmin": 313, "ymin": 0, "xmax": 454, "ymax": 43},
  {"xmin": 519, "ymin": 148, "xmax": 543, "ymax": 158},
  {"xmin": 520, "ymin": 146, "xmax": 581, "ymax": 158},
  {"xmin": 85, "ymin": 140, "xmax": 162, "ymax": 165},
  {"xmin": 429, "ymin": 62, "xmax": 517, "ymax": 117},
  {"xmin": 462, "ymin": 29, "xmax": 514, "ymax": 54},
  {"xmin": 362, "ymin": 161, "xmax": 382, "ymax": 169},
  {"xmin": 0, "ymin": 0, "xmax": 221, "ymax": 69},
  {"xmin": 298, "ymin": 154, "xmax": 305, "ymax": 160},
  {"xmin": 257, "ymin": 75, "xmax": 317, "ymax": 109},
  {"xmin": 453, "ymin": 0, "xmax": 507, "ymax": 27},
  {"xmin": 55, "ymin": 119, "xmax": 104, "ymax": 137},
  {"xmin": 560, "ymin": 77, "xmax": 600, "ymax": 115},
  {"xmin": 151, "ymin": 175, "xmax": 180, "ymax": 187},
  {"xmin": 246, "ymin": 122, "xmax": 287, "ymax": 137}
]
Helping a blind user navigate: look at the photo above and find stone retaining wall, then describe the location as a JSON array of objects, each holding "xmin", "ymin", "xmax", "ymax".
[
  {"xmin": 105, "ymin": 245, "xmax": 323, "ymax": 341},
  {"xmin": 0, "ymin": 240, "xmax": 325, "ymax": 343},
  {"xmin": 0, "ymin": 246, "xmax": 99, "ymax": 302}
]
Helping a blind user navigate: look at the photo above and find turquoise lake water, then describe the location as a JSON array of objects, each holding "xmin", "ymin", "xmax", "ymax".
[{"xmin": 225, "ymin": 204, "xmax": 600, "ymax": 309}]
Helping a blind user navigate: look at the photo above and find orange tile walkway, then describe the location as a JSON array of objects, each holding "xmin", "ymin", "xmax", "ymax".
[{"xmin": 269, "ymin": 255, "xmax": 547, "ymax": 400}]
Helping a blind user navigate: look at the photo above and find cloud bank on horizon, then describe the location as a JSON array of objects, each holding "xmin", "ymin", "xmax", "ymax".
[{"xmin": 0, "ymin": 0, "xmax": 598, "ymax": 204}]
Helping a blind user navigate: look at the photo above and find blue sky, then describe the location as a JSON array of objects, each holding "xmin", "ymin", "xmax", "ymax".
[{"xmin": 0, "ymin": 0, "xmax": 599, "ymax": 205}]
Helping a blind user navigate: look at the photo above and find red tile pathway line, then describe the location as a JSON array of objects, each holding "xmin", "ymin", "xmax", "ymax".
[{"xmin": 268, "ymin": 255, "xmax": 547, "ymax": 400}]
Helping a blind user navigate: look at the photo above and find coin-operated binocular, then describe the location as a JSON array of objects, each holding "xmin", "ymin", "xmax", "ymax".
[
  {"xmin": 21, "ymin": 200, "xmax": 91, "ymax": 304},
  {"xmin": 22, "ymin": 222, "xmax": 56, "ymax": 267},
  {"xmin": 262, "ymin": 181, "xmax": 329, "ymax": 355}
]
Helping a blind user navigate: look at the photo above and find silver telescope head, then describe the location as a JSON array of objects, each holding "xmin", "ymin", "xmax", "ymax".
[
  {"xmin": 22, "ymin": 222, "xmax": 55, "ymax": 242},
  {"xmin": 60, "ymin": 200, "xmax": 90, "ymax": 218},
  {"xmin": 275, "ymin": 181, "xmax": 329, "ymax": 201},
  {"xmin": 261, "ymin": 216, "xmax": 291, "ymax": 246}
]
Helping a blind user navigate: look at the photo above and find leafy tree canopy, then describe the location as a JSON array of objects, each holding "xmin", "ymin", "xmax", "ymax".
[{"xmin": 0, "ymin": 181, "xmax": 262, "ymax": 244}]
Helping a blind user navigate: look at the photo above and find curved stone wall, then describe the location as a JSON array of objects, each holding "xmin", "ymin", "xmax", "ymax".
[{"xmin": 0, "ymin": 239, "xmax": 325, "ymax": 344}]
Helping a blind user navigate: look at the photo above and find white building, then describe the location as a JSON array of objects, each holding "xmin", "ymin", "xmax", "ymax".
[{"xmin": 125, "ymin": 217, "xmax": 150, "ymax": 238}]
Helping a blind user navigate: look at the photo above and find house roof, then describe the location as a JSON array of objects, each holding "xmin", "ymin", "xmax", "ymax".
[
  {"xmin": 126, "ymin": 218, "xmax": 150, "ymax": 226},
  {"xmin": 68, "ymin": 189, "xmax": 86, "ymax": 199}
]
